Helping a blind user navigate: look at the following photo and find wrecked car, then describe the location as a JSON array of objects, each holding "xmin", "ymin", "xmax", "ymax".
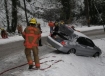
[{"xmin": 47, "ymin": 25, "xmax": 102, "ymax": 57}]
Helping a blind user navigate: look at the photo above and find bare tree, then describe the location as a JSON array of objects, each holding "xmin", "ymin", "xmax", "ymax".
[
  {"xmin": 60, "ymin": 0, "xmax": 72, "ymax": 23},
  {"xmin": 11, "ymin": 0, "xmax": 18, "ymax": 32},
  {"xmin": 4, "ymin": 0, "xmax": 10, "ymax": 32},
  {"xmin": 84, "ymin": 0, "xmax": 90, "ymax": 27}
]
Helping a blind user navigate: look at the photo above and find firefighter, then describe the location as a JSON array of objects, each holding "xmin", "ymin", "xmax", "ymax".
[
  {"xmin": 17, "ymin": 24, "xmax": 23, "ymax": 35},
  {"xmin": 60, "ymin": 20, "xmax": 65, "ymax": 25},
  {"xmin": 48, "ymin": 21, "xmax": 54, "ymax": 34},
  {"xmin": 54, "ymin": 22, "xmax": 59, "ymax": 33},
  {"xmin": 22, "ymin": 18, "xmax": 41, "ymax": 69},
  {"xmin": 37, "ymin": 23, "xmax": 42, "ymax": 46},
  {"xmin": 0, "ymin": 28, "xmax": 8, "ymax": 39},
  {"xmin": 51, "ymin": 22, "xmax": 59, "ymax": 37}
]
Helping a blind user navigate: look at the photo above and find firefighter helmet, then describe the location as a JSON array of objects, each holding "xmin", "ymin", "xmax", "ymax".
[{"xmin": 29, "ymin": 18, "xmax": 37, "ymax": 24}]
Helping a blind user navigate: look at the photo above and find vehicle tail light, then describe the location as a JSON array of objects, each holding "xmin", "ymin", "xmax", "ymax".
[
  {"xmin": 60, "ymin": 41, "xmax": 66, "ymax": 46},
  {"xmin": 49, "ymin": 33, "xmax": 52, "ymax": 36}
]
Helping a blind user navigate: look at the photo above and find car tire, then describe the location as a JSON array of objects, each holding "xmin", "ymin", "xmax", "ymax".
[
  {"xmin": 67, "ymin": 48, "xmax": 76, "ymax": 54},
  {"xmin": 93, "ymin": 52, "xmax": 99, "ymax": 57}
]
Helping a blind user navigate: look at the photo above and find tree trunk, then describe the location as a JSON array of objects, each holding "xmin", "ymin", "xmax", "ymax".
[
  {"xmin": 11, "ymin": 0, "xmax": 17, "ymax": 32},
  {"xmin": 84, "ymin": 0, "xmax": 90, "ymax": 27},
  {"xmin": 61, "ymin": 0, "xmax": 71, "ymax": 23},
  {"xmin": 4, "ymin": 0, "xmax": 10, "ymax": 32}
]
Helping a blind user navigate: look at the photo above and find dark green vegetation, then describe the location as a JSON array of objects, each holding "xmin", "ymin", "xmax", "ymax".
[{"xmin": 3, "ymin": 0, "xmax": 105, "ymax": 33}]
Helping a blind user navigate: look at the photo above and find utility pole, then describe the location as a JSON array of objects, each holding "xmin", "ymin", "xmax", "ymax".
[
  {"xmin": 23, "ymin": 0, "xmax": 28, "ymax": 25},
  {"xmin": 85, "ymin": 0, "xmax": 90, "ymax": 27}
]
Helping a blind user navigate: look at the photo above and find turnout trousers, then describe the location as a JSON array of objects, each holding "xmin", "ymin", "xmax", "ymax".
[{"xmin": 25, "ymin": 47, "xmax": 40, "ymax": 68}]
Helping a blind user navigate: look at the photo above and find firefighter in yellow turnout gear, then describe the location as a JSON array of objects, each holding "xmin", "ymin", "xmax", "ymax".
[{"xmin": 22, "ymin": 18, "xmax": 41, "ymax": 69}]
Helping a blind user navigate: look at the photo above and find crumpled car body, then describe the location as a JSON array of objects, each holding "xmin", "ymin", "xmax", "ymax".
[{"xmin": 47, "ymin": 25, "xmax": 102, "ymax": 57}]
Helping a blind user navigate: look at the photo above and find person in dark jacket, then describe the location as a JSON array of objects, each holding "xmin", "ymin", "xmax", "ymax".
[
  {"xmin": 51, "ymin": 22, "xmax": 59, "ymax": 37},
  {"xmin": 54, "ymin": 22, "xmax": 59, "ymax": 32},
  {"xmin": 37, "ymin": 23, "xmax": 42, "ymax": 46}
]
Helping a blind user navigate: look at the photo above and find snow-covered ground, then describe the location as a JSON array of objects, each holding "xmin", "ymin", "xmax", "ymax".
[{"xmin": 0, "ymin": 24, "xmax": 105, "ymax": 76}]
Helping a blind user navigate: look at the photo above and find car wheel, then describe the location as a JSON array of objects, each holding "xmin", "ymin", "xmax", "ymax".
[
  {"xmin": 67, "ymin": 48, "xmax": 76, "ymax": 54},
  {"xmin": 93, "ymin": 52, "xmax": 99, "ymax": 57}
]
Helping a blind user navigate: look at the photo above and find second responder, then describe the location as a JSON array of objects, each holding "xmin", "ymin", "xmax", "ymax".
[
  {"xmin": 51, "ymin": 21, "xmax": 59, "ymax": 37},
  {"xmin": 37, "ymin": 23, "xmax": 43, "ymax": 46},
  {"xmin": 0, "ymin": 28, "xmax": 8, "ymax": 39},
  {"xmin": 17, "ymin": 24, "xmax": 23, "ymax": 35},
  {"xmin": 22, "ymin": 18, "xmax": 41, "ymax": 69},
  {"xmin": 48, "ymin": 21, "xmax": 54, "ymax": 34}
]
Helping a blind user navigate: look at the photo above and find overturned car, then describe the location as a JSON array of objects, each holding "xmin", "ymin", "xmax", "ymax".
[{"xmin": 47, "ymin": 25, "xmax": 102, "ymax": 57}]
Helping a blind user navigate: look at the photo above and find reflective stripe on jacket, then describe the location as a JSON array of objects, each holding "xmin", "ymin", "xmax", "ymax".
[{"xmin": 22, "ymin": 26, "xmax": 41, "ymax": 48}]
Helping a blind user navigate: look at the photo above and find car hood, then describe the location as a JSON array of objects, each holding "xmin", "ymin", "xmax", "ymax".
[{"xmin": 59, "ymin": 25, "xmax": 74, "ymax": 36}]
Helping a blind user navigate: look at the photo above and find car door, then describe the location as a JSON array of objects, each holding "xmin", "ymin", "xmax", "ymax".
[
  {"xmin": 76, "ymin": 37, "xmax": 88, "ymax": 55},
  {"xmin": 84, "ymin": 38, "xmax": 96, "ymax": 56},
  {"xmin": 76, "ymin": 37, "xmax": 96, "ymax": 56}
]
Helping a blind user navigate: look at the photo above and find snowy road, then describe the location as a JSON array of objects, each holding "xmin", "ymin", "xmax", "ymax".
[
  {"xmin": 81, "ymin": 29, "xmax": 105, "ymax": 39},
  {"xmin": 0, "ymin": 29, "xmax": 105, "ymax": 76},
  {"xmin": 0, "ymin": 37, "xmax": 56, "ymax": 76},
  {"xmin": 0, "ymin": 29, "xmax": 104, "ymax": 59}
]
